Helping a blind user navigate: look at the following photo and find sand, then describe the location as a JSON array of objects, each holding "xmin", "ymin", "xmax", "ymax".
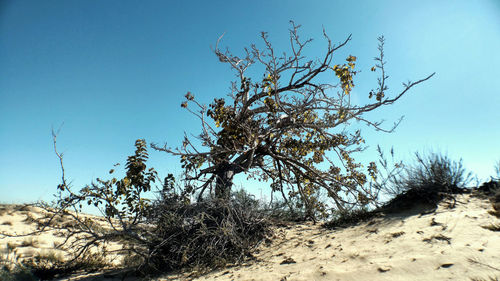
[{"xmin": 1, "ymin": 194, "xmax": 499, "ymax": 281}]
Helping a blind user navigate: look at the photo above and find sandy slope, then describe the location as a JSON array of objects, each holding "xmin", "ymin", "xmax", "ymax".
[
  {"xmin": 1, "ymin": 194, "xmax": 499, "ymax": 281},
  {"xmin": 164, "ymin": 194, "xmax": 500, "ymax": 281},
  {"xmin": 0, "ymin": 205, "xmax": 69, "ymax": 262}
]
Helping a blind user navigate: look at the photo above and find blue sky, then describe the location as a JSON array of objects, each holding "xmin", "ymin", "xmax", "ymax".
[{"xmin": 1, "ymin": 0, "xmax": 499, "ymax": 203}]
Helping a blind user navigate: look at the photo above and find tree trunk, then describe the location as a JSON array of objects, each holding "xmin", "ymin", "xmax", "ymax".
[{"xmin": 215, "ymin": 164, "xmax": 235, "ymax": 200}]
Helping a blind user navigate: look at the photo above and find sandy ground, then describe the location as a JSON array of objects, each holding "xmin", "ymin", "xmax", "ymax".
[
  {"xmin": 0, "ymin": 204, "xmax": 70, "ymax": 262},
  {"xmin": 1, "ymin": 194, "xmax": 499, "ymax": 281}
]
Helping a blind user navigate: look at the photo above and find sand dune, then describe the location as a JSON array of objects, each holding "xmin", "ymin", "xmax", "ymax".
[{"xmin": 1, "ymin": 194, "xmax": 499, "ymax": 281}]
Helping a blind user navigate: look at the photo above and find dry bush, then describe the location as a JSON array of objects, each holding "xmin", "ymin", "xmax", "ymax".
[
  {"xmin": 140, "ymin": 187, "xmax": 271, "ymax": 275},
  {"xmin": 380, "ymin": 151, "xmax": 472, "ymax": 213}
]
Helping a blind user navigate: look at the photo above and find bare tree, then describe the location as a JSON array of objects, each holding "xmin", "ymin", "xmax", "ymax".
[{"xmin": 153, "ymin": 22, "xmax": 434, "ymax": 219}]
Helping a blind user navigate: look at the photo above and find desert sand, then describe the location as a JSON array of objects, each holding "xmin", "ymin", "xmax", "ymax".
[{"xmin": 1, "ymin": 194, "xmax": 499, "ymax": 281}]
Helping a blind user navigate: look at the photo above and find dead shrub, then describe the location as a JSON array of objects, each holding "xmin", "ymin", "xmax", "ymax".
[
  {"xmin": 380, "ymin": 151, "xmax": 472, "ymax": 213},
  {"xmin": 140, "ymin": 190, "xmax": 271, "ymax": 275}
]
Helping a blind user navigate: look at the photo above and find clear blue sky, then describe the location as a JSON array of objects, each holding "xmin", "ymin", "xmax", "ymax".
[{"xmin": 1, "ymin": 0, "xmax": 499, "ymax": 203}]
